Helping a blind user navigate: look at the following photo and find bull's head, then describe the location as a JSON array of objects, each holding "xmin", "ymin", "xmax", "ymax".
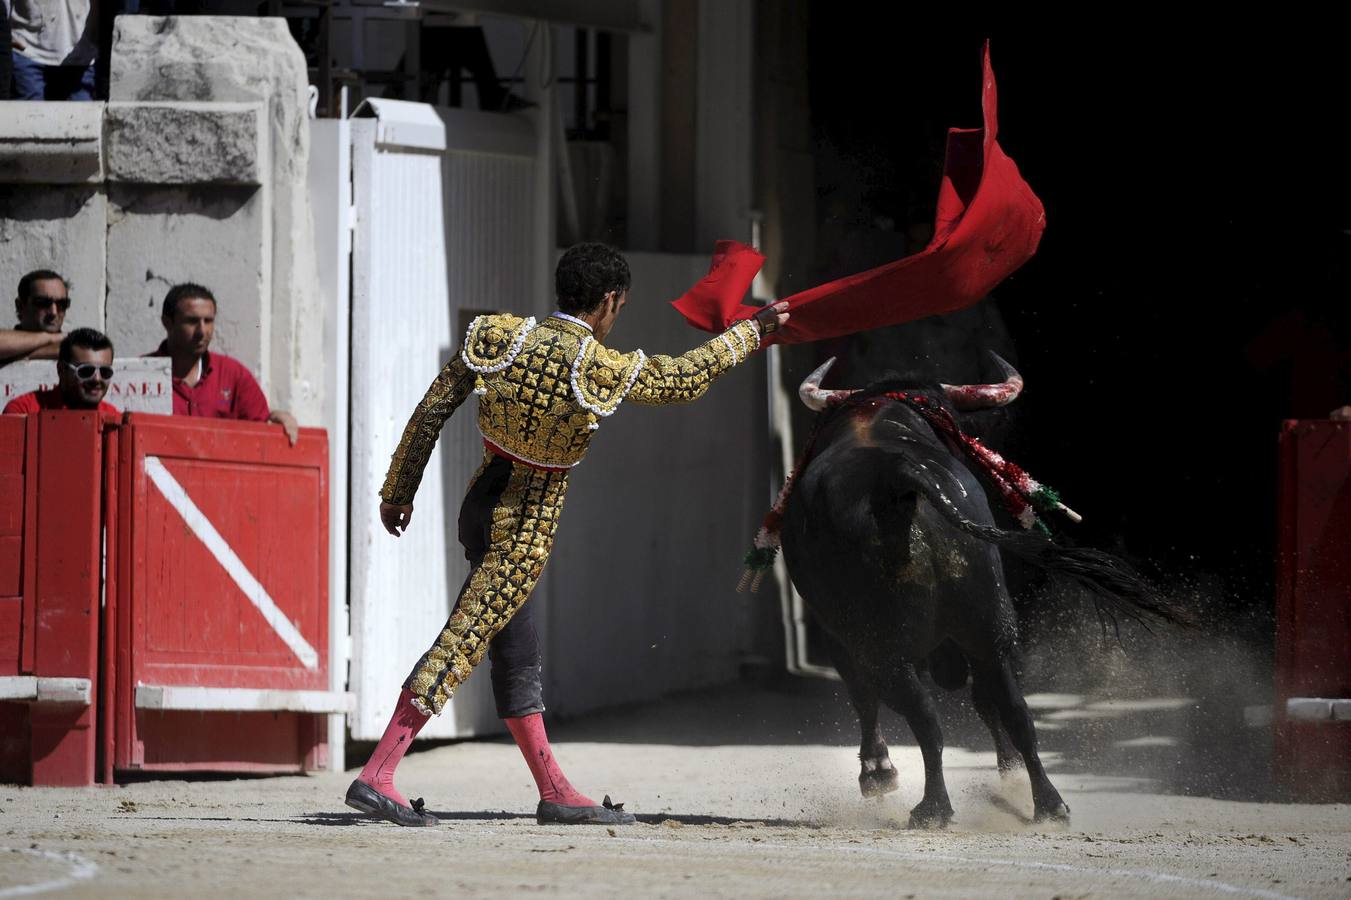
[{"xmin": 798, "ymin": 353, "xmax": 1025, "ymax": 412}]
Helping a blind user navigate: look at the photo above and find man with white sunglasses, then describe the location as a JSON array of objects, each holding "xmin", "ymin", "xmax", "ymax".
[{"xmin": 3, "ymin": 327, "xmax": 119, "ymax": 415}]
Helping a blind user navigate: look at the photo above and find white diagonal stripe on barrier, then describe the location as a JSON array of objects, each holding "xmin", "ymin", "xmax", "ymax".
[{"xmin": 144, "ymin": 456, "xmax": 319, "ymax": 670}]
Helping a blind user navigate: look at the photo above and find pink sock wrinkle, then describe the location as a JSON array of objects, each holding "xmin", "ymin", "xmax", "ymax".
[
  {"xmin": 358, "ymin": 688, "xmax": 429, "ymax": 808},
  {"xmin": 505, "ymin": 713, "xmax": 595, "ymax": 807}
]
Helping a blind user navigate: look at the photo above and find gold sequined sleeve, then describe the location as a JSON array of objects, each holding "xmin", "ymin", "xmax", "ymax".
[
  {"xmin": 626, "ymin": 318, "xmax": 762, "ymax": 406},
  {"xmin": 380, "ymin": 356, "xmax": 476, "ymax": 504}
]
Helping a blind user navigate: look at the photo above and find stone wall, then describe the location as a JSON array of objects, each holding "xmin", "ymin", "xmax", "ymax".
[
  {"xmin": 0, "ymin": 103, "xmax": 107, "ymax": 334},
  {"xmin": 110, "ymin": 16, "xmax": 321, "ymax": 422},
  {"xmin": 0, "ymin": 16, "xmax": 322, "ymax": 424}
]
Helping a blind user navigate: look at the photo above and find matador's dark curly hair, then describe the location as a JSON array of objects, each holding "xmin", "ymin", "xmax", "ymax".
[{"xmin": 555, "ymin": 242, "xmax": 631, "ymax": 316}]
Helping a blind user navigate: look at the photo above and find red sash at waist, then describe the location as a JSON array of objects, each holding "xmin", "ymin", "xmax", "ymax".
[{"xmin": 482, "ymin": 437, "xmax": 573, "ymax": 472}]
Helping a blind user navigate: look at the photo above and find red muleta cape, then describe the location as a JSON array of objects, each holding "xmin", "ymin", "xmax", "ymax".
[{"xmin": 671, "ymin": 42, "xmax": 1045, "ymax": 344}]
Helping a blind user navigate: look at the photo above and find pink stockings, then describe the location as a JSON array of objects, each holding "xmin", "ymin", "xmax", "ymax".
[
  {"xmin": 505, "ymin": 712, "xmax": 595, "ymax": 807},
  {"xmin": 359, "ymin": 692, "xmax": 594, "ymax": 809},
  {"xmin": 356, "ymin": 689, "xmax": 428, "ymax": 808}
]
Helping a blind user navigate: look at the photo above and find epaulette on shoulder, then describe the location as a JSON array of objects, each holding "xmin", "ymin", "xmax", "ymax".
[
  {"xmin": 571, "ymin": 341, "xmax": 647, "ymax": 419},
  {"xmin": 461, "ymin": 313, "xmax": 537, "ymax": 374}
]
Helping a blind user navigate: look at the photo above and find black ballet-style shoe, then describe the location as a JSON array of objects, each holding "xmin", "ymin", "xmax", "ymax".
[
  {"xmin": 345, "ymin": 779, "xmax": 438, "ymax": 827},
  {"xmin": 536, "ymin": 794, "xmax": 636, "ymax": 826}
]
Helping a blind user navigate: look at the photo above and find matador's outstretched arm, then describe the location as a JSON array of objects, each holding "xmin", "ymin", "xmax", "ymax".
[
  {"xmin": 626, "ymin": 318, "xmax": 763, "ymax": 405},
  {"xmin": 381, "ymin": 355, "xmax": 476, "ymax": 505}
]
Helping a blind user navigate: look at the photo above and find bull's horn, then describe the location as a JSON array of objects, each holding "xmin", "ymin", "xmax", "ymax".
[
  {"xmin": 941, "ymin": 352, "xmax": 1024, "ymax": 410},
  {"xmin": 799, "ymin": 357, "xmax": 857, "ymax": 411}
]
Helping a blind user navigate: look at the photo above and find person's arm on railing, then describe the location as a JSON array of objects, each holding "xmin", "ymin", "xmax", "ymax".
[{"xmin": 0, "ymin": 329, "xmax": 62, "ymax": 365}]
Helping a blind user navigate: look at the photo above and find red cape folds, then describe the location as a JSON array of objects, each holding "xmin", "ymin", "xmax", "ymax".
[{"xmin": 670, "ymin": 42, "xmax": 1045, "ymax": 345}]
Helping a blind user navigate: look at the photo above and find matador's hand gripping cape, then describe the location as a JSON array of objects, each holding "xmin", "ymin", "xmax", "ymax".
[{"xmin": 671, "ymin": 42, "xmax": 1045, "ymax": 342}]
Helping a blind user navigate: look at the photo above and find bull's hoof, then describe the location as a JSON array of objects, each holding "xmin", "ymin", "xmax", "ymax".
[
  {"xmin": 859, "ymin": 766, "xmax": 900, "ymax": 798},
  {"xmin": 1033, "ymin": 800, "xmax": 1071, "ymax": 824},
  {"xmin": 907, "ymin": 799, "xmax": 954, "ymax": 830}
]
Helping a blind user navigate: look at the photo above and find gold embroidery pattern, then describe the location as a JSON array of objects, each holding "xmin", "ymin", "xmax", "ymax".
[
  {"xmin": 461, "ymin": 314, "xmax": 535, "ymax": 372},
  {"xmin": 382, "ymin": 316, "xmax": 762, "ymax": 502},
  {"xmin": 573, "ymin": 342, "xmax": 647, "ymax": 416},
  {"xmin": 404, "ymin": 456, "xmax": 569, "ymax": 715},
  {"xmin": 380, "ymin": 357, "xmax": 476, "ymax": 505},
  {"xmin": 478, "ymin": 322, "xmax": 598, "ymax": 468},
  {"xmin": 383, "ymin": 315, "xmax": 763, "ymax": 717},
  {"xmin": 627, "ymin": 319, "xmax": 761, "ymax": 405}
]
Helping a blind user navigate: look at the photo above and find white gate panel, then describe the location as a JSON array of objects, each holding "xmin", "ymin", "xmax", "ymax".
[
  {"xmin": 309, "ymin": 117, "xmax": 354, "ymax": 768},
  {"xmin": 348, "ymin": 101, "xmax": 542, "ymax": 740}
]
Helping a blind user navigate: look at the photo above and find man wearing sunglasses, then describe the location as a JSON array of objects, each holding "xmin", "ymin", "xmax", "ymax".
[
  {"xmin": 3, "ymin": 328, "xmax": 119, "ymax": 415},
  {"xmin": 0, "ymin": 269, "xmax": 70, "ymax": 366}
]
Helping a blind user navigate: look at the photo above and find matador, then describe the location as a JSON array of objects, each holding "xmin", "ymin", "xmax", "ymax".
[{"xmin": 346, "ymin": 243, "xmax": 788, "ymax": 827}]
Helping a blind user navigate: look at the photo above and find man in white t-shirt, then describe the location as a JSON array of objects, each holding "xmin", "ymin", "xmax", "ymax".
[{"xmin": 8, "ymin": 0, "xmax": 98, "ymax": 100}]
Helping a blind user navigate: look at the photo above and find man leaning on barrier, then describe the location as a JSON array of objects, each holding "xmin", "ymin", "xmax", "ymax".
[
  {"xmin": 145, "ymin": 282, "xmax": 301, "ymax": 445},
  {"xmin": 3, "ymin": 328, "xmax": 119, "ymax": 415},
  {"xmin": 0, "ymin": 269, "xmax": 71, "ymax": 366}
]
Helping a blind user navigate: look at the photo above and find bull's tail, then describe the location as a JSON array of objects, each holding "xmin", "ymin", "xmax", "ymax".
[{"xmin": 896, "ymin": 463, "xmax": 1187, "ymax": 630}]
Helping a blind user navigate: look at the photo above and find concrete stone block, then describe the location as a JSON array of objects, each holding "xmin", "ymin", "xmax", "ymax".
[
  {"xmin": 111, "ymin": 17, "xmax": 307, "ymax": 182},
  {"xmin": 105, "ymin": 102, "xmax": 265, "ymax": 186},
  {"xmin": 1333, "ymin": 700, "xmax": 1351, "ymax": 721},
  {"xmin": 0, "ymin": 186, "xmax": 106, "ymax": 332},
  {"xmin": 105, "ymin": 183, "xmax": 269, "ymax": 372},
  {"xmin": 0, "ymin": 101, "xmax": 103, "ymax": 184},
  {"xmin": 112, "ymin": 16, "xmax": 323, "ymax": 423}
]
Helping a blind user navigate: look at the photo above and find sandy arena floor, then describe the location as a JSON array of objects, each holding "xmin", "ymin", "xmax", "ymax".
[{"xmin": 2, "ymin": 681, "xmax": 1349, "ymax": 899}]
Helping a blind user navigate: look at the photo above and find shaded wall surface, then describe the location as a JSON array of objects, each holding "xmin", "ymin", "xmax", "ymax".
[
  {"xmin": 109, "ymin": 16, "xmax": 322, "ymax": 423},
  {"xmin": 543, "ymin": 251, "xmax": 774, "ymax": 717},
  {"xmin": 0, "ymin": 104, "xmax": 106, "ymax": 334},
  {"xmin": 0, "ymin": 16, "xmax": 322, "ymax": 425}
]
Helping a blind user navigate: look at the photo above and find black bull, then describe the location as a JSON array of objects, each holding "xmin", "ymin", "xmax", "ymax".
[{"xmin": 780, "ymin": 361, "xmax": 1173, "ymax": 828}]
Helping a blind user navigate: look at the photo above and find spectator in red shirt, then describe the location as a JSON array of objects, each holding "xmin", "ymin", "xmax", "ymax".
[
  {"xmin": 3, "ymin": 328, "xmax": 119, "ymax": 415},
  {"xmin": 147, "ymin": 283, "xmax": 299, "ymax": 445},
  {"xmin": 0, "ymin": 269, "xmax": 70, "ymax": 366}
]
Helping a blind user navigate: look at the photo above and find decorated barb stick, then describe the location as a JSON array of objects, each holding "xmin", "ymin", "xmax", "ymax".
[
  {"xmin": 1055, "ymin": 500, "xmax": 1083, "ymax": 524},
  {"xmin": 735, "ymin": 567, "xmax": 770, "ymax": 594}
]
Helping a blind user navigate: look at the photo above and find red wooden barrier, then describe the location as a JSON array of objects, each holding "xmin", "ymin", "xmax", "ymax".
[
  {"xmin": 0, "ymin": 416, "xmax": 27, "ymax": 676},
  {"xmin": 0, "ymin": 412, "xmax": 108, "ymax": 786},
  {"xmin": 0, "ymin": 415, "xmax": 30, "ymax": 781},
  {"xmin": 1276, "ymin": 418, "xmax": 1351, "ymax": 801},
  {"xmin": 112, "ymin": 414, "xmax": 343, "ymax": 774},
  {"xmin": 1, "ymin": 411, "xmax": 345, "ymax": 784}
]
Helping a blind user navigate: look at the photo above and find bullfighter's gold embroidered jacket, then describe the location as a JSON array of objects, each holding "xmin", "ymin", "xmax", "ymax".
[{"xmin": 381, "ymin": 312, "xmax": 762, "ymax": 504}]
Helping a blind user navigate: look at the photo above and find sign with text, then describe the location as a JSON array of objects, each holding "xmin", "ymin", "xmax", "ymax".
[{"xmin": 1, "ymin": 358, "xmax": 172, "ymax": 414}]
